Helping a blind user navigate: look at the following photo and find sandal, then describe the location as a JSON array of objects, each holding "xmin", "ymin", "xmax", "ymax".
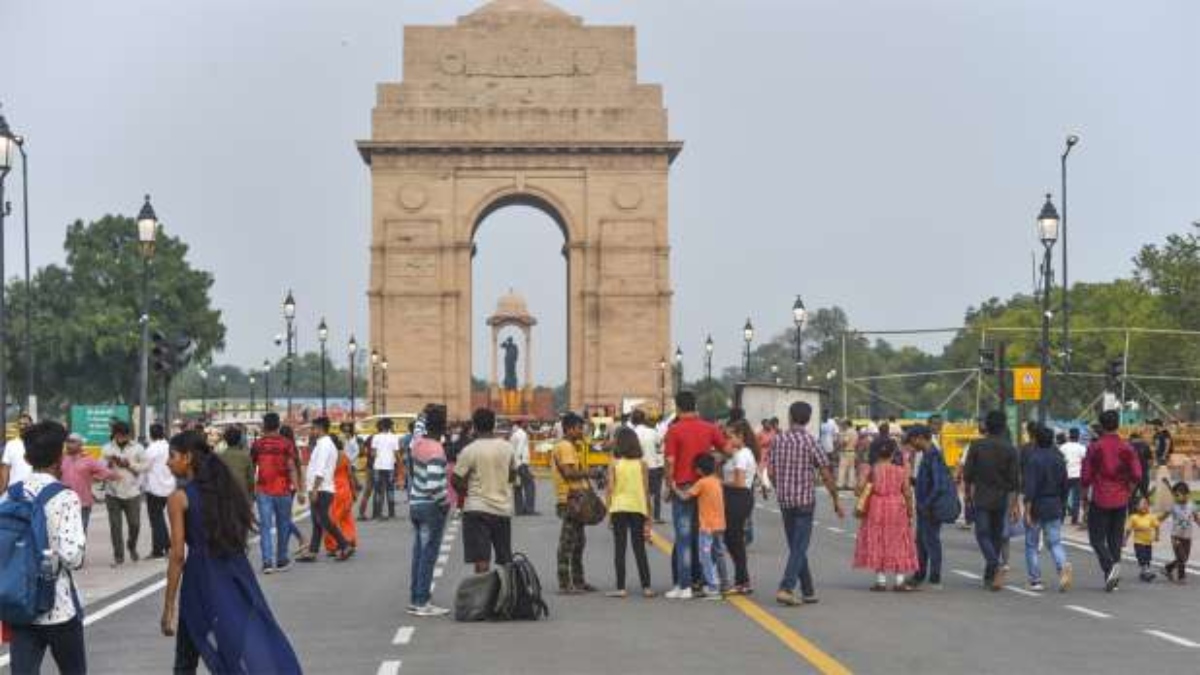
[
  {"xmin": 869, "ymin": 583, "xmax": 887, "ymax": 592},
  {"xmin": 642, "ymin": 588, "xmax": 657, "ymax": 598},
  {"xmin": 605, "ymin": 590, "xmax": 628, "ymax": 598}
]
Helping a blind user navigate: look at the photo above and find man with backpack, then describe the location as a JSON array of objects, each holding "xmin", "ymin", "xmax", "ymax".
[
  {"xmin": 1081, "ymin": 409, "xmax": 1143, "ymax": 592},
  {"xmin": 1, "ymin": 421, "xmax": 87, "ymax": 674}
]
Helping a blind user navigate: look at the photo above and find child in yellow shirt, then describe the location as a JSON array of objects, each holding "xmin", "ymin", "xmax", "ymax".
[{"xmin": 1125, "ymin": 498, "xmax": 1161, "ymax": 582}]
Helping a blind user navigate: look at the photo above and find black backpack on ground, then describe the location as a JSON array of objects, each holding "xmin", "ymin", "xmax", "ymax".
[
  {"xmin": 453, "ymin": 570, "xmax": 500, "ymax": 622},
  {"xmin": 493, "ymin": 552, "xmax": 549, "ymax": 621}
]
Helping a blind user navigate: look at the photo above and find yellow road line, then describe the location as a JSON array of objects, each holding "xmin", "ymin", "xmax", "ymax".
[{"xmin": 648, "ymin": 531, "xmax": 853, "ymax": 675}]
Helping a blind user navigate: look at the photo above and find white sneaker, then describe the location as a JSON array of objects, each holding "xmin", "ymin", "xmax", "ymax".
[
  {"xmin": 1105, "ymin": 565, "xmax": 1120, "ymax": 592},
  {"xmin": 422, "ymin": 604, "xmax": 451, "ymax": 616},
  {"xmin": 665, "ymin": 587, "xmax": 692, "ymax": 600}
]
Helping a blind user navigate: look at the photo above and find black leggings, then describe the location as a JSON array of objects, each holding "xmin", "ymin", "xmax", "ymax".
[
  {"xmin": 612, "ymin": 512, "xmax": 651, "ymax": 590},
  {"xmin": 723, "ymin": 486, "xmax": 753, "ymax": 586}
]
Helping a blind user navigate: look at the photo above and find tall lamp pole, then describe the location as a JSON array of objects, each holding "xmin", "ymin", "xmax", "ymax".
[
  {"xmin": 658, "ymin": 357, "xmax": 667, "ymax": 416},
  {"xmin": 1037, "ymin": 193, "xmax": 1061, "ymax": 425},
  {"xmin": 704, "ymin": 335, "xmax": 714, "ymax": 381},
  {"xmin": 742, "ymin": 319, "xmax": 754, "ymax": 380},
  {"xmin": 370, "ymin": 350, "xmax": 380, "ymax": 415},
  {"xmin": 199, "ymin": 368, "xmax": 209, "ymax": 422},
  {"xmin": 0, "ymin": 112, "xmax": 14, "ymax": 432},
  {"xmin": 283, "ymin": 291, "xmax": 296, "ymax": 421},
  {"xmin": 219, "ymin": 373, "xmax": 228, "ymax": 417},
  {"xmin": 674, "ymin": 346, "xmax": 684, "ymax": 392},
  {"xmin": 792, "ymin": 296, "xmax": 808, "ymax": 386},
  {"xmin": 348, "ymin": 335, "xmax": 358, "ymax": 425},
  {"xmin": 1060, "ymin": 134, "xmax": 1079, "ymax": 372},
  {"xmin": 317, "ymin": 318, "xmax": 329, "ymax": 416},
  {"xmin": 136, "ymin": 195, "xmax": 159, "ymax": 441},
  {"xmin": 12, "ymin": 125, "xmax": 33, "ymax": 415},
  {"xmin": 263, "ymin": 360, "xmax": 272, "ymax": 412},
  {"xmin": 380, "ymin": 355, "xmax": 389, "ymax": 414},
  {"xmin": 249, "ymin": 371, "xmax": 257, "ymax": 418}
]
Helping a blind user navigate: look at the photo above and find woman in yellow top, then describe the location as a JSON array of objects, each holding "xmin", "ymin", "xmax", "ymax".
[
  {"xmin": 604, "ymin": 427, "xmax": 654, "ymax": 598},
  {"xmin": 1125, "ymin": 498, "xmax": 1160, "ymax": 582}
]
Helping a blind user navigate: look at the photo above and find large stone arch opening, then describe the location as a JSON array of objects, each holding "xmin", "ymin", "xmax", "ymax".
[{"xmin": 359, "ymin": 0, "xmax": 682, "ymax": 418}]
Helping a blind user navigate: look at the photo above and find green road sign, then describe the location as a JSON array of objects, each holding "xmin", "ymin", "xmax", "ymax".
[{"xmin": 69, "ymin": 405, "xmax": 130, "ymax": 446}]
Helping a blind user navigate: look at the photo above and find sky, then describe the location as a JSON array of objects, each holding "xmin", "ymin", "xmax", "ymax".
[{"xmin": 1, "ymin": 0, "xmax": 1197, "ymax": 387}]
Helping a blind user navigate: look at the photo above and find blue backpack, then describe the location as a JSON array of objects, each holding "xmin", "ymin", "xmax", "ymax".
[{"xmin": 0, "ymin": 481, "xmax": 68, "ymax": 625}]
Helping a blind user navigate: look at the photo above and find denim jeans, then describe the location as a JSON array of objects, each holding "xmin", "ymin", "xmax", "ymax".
[
  {"xmin": 973, "ymin": 507, "xmax": 1007, "ymax": 579},
  {"xmin": 1066, "ymin": 479, "xmax": 1082, "ymax": 523},
  {"xmin": 256, "ymin": 493, "xmax": 294, "ymax": 567},
  {"xmin": 698, "ymin": 530, "xmax": 730, "ymax": 590},
  {"xmin": 671, "ymin": 497, "xmax": 697, "ymax": 588},
  {"xmin": 409, "ymin": 502, "xmax": 447, "ymax": 606},
  {"xmin": 780, "ymin": 506, "xmax": 815, "ymax": 597},
  {"xmin": 373, "ymin": 469, "xmax": 396, "ymax": 518},
  {"xmin": 915, "ymin": 513, "xmax": 943, "ymax": 584},
  {"xmin": 1025, "ymin": 517, "xmax": 1067, "ymax": 582}
]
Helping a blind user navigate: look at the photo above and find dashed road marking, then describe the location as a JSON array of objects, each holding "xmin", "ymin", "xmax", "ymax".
[
  {"xmin": 393, "ymin": 626, "xmax": 415, "ymax": 646},
  {"xmin": 443, "ymin": 534, "xmax": 456, "ymax": 542},
  {"xmin": 1144, "ymin": 630, "xmax": 1200, "ymax": 648},
  {"xmin": 952, "ymin": 569, "xmax": 983, "ymax": 580},
  {"xmin": 377, "ymin": 659, "xmax": 403, "ymax": 675},
  {"xmin": 437, "ymin": 554, "xmax": 449, "ymax": 564},
  {"xmin": 1003, "ymin": 585, "xmax": 1041, "ymax": 598},
  {"xmin": 1065, "ymin": 605, "xmax": 1111, "ymax": 619},
  {"xmin": 827, "ymin": 526, "xmax": 846, "ymax": 534},
  {"xmin": 433, "ymin": 567, "xmax": 444, "ymax": 578}
]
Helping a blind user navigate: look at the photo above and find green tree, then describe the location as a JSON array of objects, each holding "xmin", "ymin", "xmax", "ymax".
[{"xmin": 4, "ymin": 215, "xmax": 224, "ymax": 415}]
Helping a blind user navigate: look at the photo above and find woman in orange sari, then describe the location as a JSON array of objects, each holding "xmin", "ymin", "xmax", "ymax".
[{"xmin": 324, "ymin": 440, "xmax": 359, "ymax": 554}]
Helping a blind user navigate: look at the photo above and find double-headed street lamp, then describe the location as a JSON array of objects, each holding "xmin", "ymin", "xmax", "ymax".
[
  {"xmin": 704, "ymin": 335, "xmax": 714, "ymax": 381},
  {"xmin": 793, "ymin": 296, "xmax": 808, "ymax": 386},
  {"xmin": 1037, "ymin": 193, "xmax": 1061, "ymax": 425},
  {"xmin": 348, "ymin": 335, "xmax": 358, "ymax": 424},
  {"xmin": 136, "ymin": 195, "xmax": 159, "ymax": 441},
  {"xmin": 742, "ymin": 319, "xmax": 754, "ymax": 380},
  {"xmin": 318, "ymin": 318, "xmax": 329, "ymax": 416},
  {"xmin": 283, "ymin": 291, "xmax": 296, "ymax": 421}
]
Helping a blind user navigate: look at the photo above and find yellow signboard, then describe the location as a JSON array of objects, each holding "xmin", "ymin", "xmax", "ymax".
[{"xmin": 1013, "ymin": 367, "xmax": 1043, "ymax": 401}]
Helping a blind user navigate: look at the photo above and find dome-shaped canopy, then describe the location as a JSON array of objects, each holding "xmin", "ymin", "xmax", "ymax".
[
  {"xmin": 487, "ymin": 289, "xmax": 538, "ymax": 327},
  {"xmin": 470, "ymin": 0, "xmax": 571, "ymax": 18}
]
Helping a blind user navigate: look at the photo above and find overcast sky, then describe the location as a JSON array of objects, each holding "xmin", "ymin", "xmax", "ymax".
[{"xmin": 2, "ymin": 0, "xmax": 1197, "ymax": 386}]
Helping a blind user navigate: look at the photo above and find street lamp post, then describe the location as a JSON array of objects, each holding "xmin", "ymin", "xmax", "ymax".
[
  {"xmin": 249, "ymin": 372, "xmax": 257, "ymax": 418},
  {"xmin": 219, "ymin": 373, "xmax": 228, "ymax": 418},
  {"xmin": 136, "ymin": 195, "xmax": 159, "ymax": 441},
  {"xmin": 199, "ymin": 368, "xmax": 209, "ymax": 422},
  {"xmin": 771, "ymin": 363, "xmax": 781, "ymax": 385},
  {"xmin": 1061, "ymin": 134, "xmax": 1079, "ymax": 371},
  {"xmin": 658, "ymin": 357, "xmax": 667, "ymax": 415},
  {"xmin": 674, "ymin": 346, "xmax": 684, "ymax": 392},
  {"xmin": 262, "ymin": 360, "xmax": 272, "ymax": 412},
  {"xmin": 793, "ymin": 296, "xmax": 808, "ymax": 386},
  {"xmin": 0, "ymin": 112, "xmax": 14, "ymax": 432},
  {"xmin": 348, "ymin": 335, "xmax": 358, "ymax": 425},
  {"xmin": 318, "ymin": 318, "xmax": 329, "ymax": 416},
  {"xmin": 1037, "ymin": 193, "xmax": 1061, "ymax": 425},
  {"xmin": 704, "ymin": 335, "xmax": 714, "ymax": 381},
  {"xmin": 380, "ymin": 355, "xmax": 389, "ymax": 414},
  {"xmin": 283, "ymin": 291, "xmax": 296, "ymax": 421},
  {"xmin": 370, "ymin": 350, "xmax": 380, "ymax": 415},
  {"xmin": 742, "ymin": 319, "xmax": 754, "ymax": 380}
]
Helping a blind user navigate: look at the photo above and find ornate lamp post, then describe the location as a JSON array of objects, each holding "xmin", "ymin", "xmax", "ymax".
[
  {"xmin": 792, "ymin": 296, "xmax": 808, "ymax": 386},
  {"xmin": 1036, "ymin": 193, "xmax": 1060, "ymax": 424},
  {"xmin": 704, "ymin": 335, "xmax": 714, "ymax": 381},
  {"xmin": 348, "ymin": 335, "xmax": 358, "ymax": 425},
  {"xmin": 370, "ymin": 350, "xmax": 380, "ymax": 415},
  {"xmin": 742, "ymin": 319, "xmax": 754, "ymax": 380},
  {"xmin": 0, "ymin": 112, "xmax": 17, "ymax": 431},
  {"xmin": 283, "ymin": 291, "xmax": 296, "ymax": 421},
  {"xmin": 262, "ymin": 359, "xmax": 272, "ymax": 412},
  {"xmin": 380, "ymin": 355, "xmax": 390, "ymax": 414},
  {"xmin": 136, "ymin": 195, "xmax": 159, "ymax": 441},
  {"xmin": 318, "ymin": 317, "xmax": 329, "ymax": 416}
]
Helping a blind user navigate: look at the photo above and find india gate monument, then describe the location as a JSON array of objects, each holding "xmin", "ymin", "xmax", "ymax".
[{"xmin": 359, "ymin": 0, "xmax": 682, "ymax": 418}]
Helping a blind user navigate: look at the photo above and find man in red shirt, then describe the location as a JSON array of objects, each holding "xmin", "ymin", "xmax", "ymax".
[
  {"xmin": 1081, "ymin": 409, "xmax": 1142, "ymax": 591},
  {"xmin": 663, "ymin": 391, "xmax": 727, "ymax": 599},
  {"xmin": 251, "ymin": 412, "xmax": 304, "ymax": 573}
]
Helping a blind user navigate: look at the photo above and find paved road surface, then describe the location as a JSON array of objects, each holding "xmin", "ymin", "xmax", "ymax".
[{"xmin": 3, "ymin": 484, "xmax": 1197, "ymax": 674}]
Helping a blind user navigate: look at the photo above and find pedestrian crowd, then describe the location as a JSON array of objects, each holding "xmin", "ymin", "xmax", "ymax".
[{"xmin": 0, "ymin": 395, "xmax": 1196, "ymax": 674}]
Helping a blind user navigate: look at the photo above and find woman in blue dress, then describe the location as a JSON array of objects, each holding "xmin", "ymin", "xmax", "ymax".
[{"xmin": 160, "ymin": 430, "xmax": 302, "ymax": 674}]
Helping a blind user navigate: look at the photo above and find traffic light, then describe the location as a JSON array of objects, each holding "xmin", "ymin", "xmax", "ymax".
[
  {"xmin": 979, "ymin": 347, "xmax": 996, "ymax": 375},
  {"xmin": 152, "ymin": 332, "xmax": 197, "ymax": 376}
]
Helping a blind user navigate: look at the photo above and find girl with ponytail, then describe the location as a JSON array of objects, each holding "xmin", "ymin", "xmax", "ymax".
[{"xmin": 160, "ymin": 430, "xmax": 301, "ymax": 674}]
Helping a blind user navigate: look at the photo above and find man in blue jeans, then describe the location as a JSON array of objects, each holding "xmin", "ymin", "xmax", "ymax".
[
  {"xmin": 963, "ymin": 410, "xmax": 1020, "ymax": 590},
  {"xmin": 1023, "ymin": 424, "xmax": 1073, "ymax": 592},
  {"xmin": 767, "ymin": 402, "xmax": 844, "ymax": 606},
  {"xmin": 250, "ymin": 412, "xmax": 303, "ymax": 573},
  {"xmin": 407, "ymin": 408, "xmax": 450, "ymax": 616},
  {"xmin": 910, "ymin": 425, "xmax": 949, "ymax": 589}
]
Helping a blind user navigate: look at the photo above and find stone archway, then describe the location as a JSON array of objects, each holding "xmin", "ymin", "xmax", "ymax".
[{"xmin": 359, "ymin": 0, "xmax": 682, "ymax": 418}]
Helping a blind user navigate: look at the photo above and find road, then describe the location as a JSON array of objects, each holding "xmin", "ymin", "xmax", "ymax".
[{"xmin": 3, "ymin": 484, "xmax": 1198, "ymax": 674}]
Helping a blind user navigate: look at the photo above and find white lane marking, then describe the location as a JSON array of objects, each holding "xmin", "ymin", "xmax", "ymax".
[
  {"xmin": 827, "ymin": 527, "xmax": 846, "ymax": 534},
  {"xmin": 393, "ymin": 626, "xmax": 415, "ymax": 645},
  {"xmin": 377, "ymin": 660, "xmax": 403, "ymax": 675},
  {"xmin": 430, "ymin": 581, "xmax": 436, "ymax": 592},
  {"xmin": 1065, "ymin": 605, "xmax": 1112, "ymax": 619},
  {"xmin": 82, "ymin": 579, "xmax": 168, "ymax": 626},
  {"xmin": 1144, "ymin": 630, "xmax": 1200, "ymax": 648},
  {"xmin": 443, "ymin": 534, "xmax": 456, "ymax": 542},
  {"xmin": 1004, "ymin": 585, "xmax": 1041, "ymax": 598},
  {"xmin": 440, "ymin": 544, "xmax": 452, "ymax": 553},
  {"xmin": 433, "ymin": 567, "xmax": 444, "ymax": 578},
  {"xmin": 1061, "ymin": 539, "xmax": 1200, "ymax": 574},
  {"xmin": 953, "ymin": 569, "xmax": 983, "ymax": 580},
  {"xmin": 437, "ymin": 554, "xmax": 449, "ymax": 564}
]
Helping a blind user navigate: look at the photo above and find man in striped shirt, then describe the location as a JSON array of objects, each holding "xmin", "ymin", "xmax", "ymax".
[{"xmin": 407, "ymin": 407, "xmax": 450, "ymax": 617}]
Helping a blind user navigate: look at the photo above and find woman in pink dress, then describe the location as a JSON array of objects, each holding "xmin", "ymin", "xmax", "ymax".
[{"xmin": 853, "ymin": 438, "xmax": 919, "ymax": 591}]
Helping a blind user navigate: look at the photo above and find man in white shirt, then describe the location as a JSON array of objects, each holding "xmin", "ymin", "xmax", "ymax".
[
  {"xmin": 142, "ymin": 423, "xmax": 176, "ymax": 559},
  {"xmin": 7, "ymin": 420, "xmax": 87, "ymax": 674},
  {"xmin": 0, "ymin": 412, "xmax": 34, "ymax": 492},
  {"xmin": 510, "ymin": 421, "xmax": 536, "ymax": 516},
  {"xmin": 632, "ymin": 410, "xmax": 665, "ymax": 523},
  {"xmin": 1059, "ymin": 427, "xmax": 1088, "ymax": 527},
  {"xmin": 100, "ymin": 420, "xmax": 149, "ymax": 566},
  {"xmin": 371, "ymin": 418, "xmax": 402, "ymax": 520},
  {"xmin": 298, "ymin": 417, "xmax": 352, "ymax": 561},
  {"xmin": 819, "ymin": 411, "xmax": 839, "ymax": 461}
]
